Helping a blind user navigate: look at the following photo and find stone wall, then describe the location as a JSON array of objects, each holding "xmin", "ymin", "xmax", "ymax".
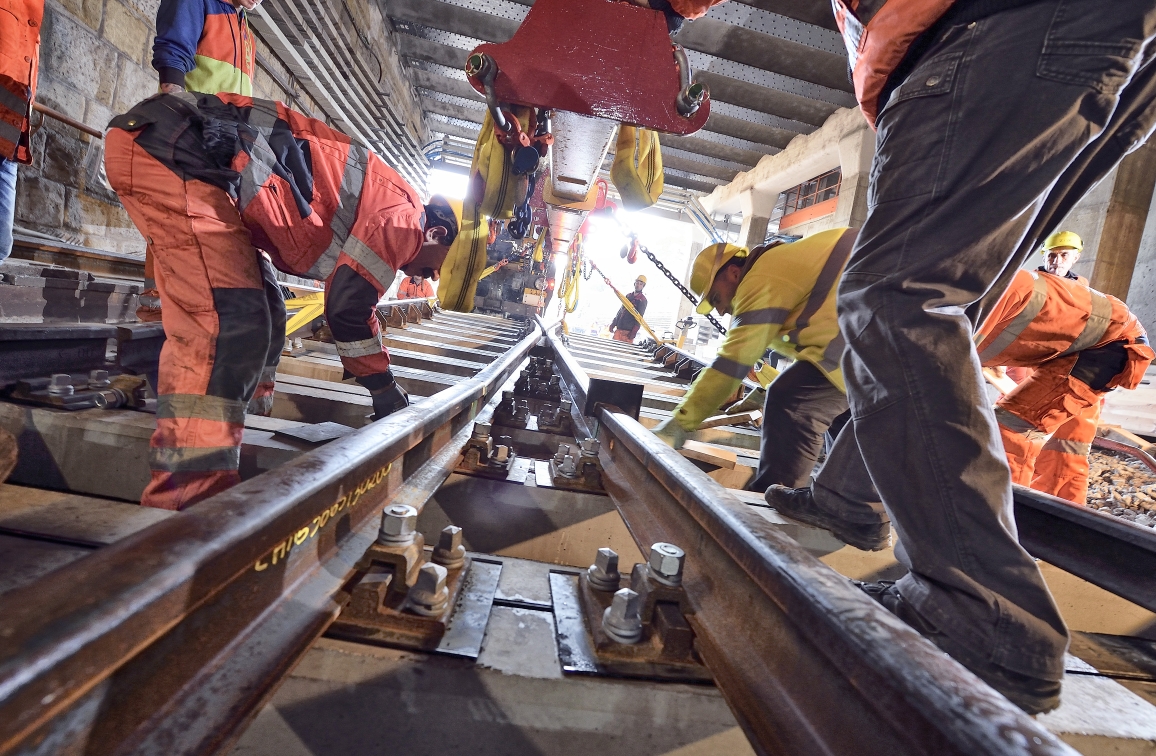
[{"xmin": 14, "ymin": 0, "xmax": 427, "ymax": 260}]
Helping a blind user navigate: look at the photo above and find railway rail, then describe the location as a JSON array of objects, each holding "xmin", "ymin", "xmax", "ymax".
[{"xmin": 0, "ymin": 292, "xmax": 1155, "ymax": 754}]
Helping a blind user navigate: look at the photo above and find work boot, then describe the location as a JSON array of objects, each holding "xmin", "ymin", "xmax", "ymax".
[
  {"xmin": 763, "ymin": 484, "xmax": 890, "ymax": 551},
  {"xmin": 855, "ymin": 580, "xmax": 1062, "ymax": 715},
  {"xmin": 370, "ymin": 381, "xmax": 409, "ymax": 420}
]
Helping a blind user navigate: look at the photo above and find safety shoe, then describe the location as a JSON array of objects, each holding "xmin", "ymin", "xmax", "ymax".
[
  {"xmin": 855, "ymin": 580, "xmax": 1062, "ymax": 715},
  {"xmin": 763, "ymin": 484, "xmax": 890, "ymax": 551},
  {"xmin": 371, "ymin": 381, "xmax": 410, "ymax": 420}
]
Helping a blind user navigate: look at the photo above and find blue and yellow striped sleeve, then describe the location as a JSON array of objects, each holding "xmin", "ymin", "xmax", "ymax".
[{"xmin": 670, "ymin": 275, "xmax": 805, "ymax": 431}]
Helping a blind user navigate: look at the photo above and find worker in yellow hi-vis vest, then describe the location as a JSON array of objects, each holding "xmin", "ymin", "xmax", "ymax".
[{"xmin": 652, "ymin": 228, "xmax": 891, "ymax": 552}]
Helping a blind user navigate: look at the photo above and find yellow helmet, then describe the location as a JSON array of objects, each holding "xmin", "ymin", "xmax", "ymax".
[
  {"xmin": 690, "ymin": 243, "xmax": 746, "ymax": 315},
  {"xmin": 1042, "ymin": 230, "xmax": 1083, "ymax": 253},
  {"xmin": 635, "ymin": 275, "xmax": 647, "ymax": 285}
]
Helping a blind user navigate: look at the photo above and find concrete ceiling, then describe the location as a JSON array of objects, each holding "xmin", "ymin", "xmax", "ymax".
[{"xmin": 383, "ymin": 0, "xmax": 854, "ymax": 208}]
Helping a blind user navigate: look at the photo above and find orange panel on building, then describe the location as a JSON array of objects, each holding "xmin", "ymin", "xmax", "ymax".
[{"xmin": 779, "ymin": 196, "xmax": 839, "ymax": 230}]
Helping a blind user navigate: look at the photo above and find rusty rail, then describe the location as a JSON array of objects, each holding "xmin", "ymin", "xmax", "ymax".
[
  {"xmin": 539, "ymin": 321, "xmax": 1073, "ymax": 756},
  {"xmin": 0, "ymin": 317, "xmax": 540, "ymax": 756}
]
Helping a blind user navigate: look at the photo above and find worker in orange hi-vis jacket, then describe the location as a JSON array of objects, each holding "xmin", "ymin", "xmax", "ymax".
[
  {"xmin": 985, "ymin": 230, "xmax": 1102, "ymax": 503},
  {"xmin": 977, "ymin": 268, "xmax": 1154, "ymax": 505},
  {"xmin": 397, "ymin": 274, "xmax": 435, "ymax": 299},
  {"xmin": 104, "ymin": 92, "xmax": 458, "ymax": 511}
]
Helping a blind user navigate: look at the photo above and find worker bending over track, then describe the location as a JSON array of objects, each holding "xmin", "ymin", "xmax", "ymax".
[
  {"xmin": 650, "ymin": 229, "xmax": 892, "ymax": 548},
  {"xmin": 398, "ymin": 274, "xmax": 435, "ymax": 299},
  {"xmin": 104, "ymin": 92, "xmax": 458, "ymax": 511},
  {"xmin": 980, "ymin": 268, "xmax": 1153, "ymax": 504}
]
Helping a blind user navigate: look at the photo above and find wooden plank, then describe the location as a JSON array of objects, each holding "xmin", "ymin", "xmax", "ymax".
[
  {"xmin": 679, "ymin": 440, "xmax": 737, "ymax": 469},
  {"xmin": 0, "ymin": 484, "xmax": 173, "ymax": 545},
  {"xmin": 699, "ymin": 410, "xmax": 762, "ymax": 429}
]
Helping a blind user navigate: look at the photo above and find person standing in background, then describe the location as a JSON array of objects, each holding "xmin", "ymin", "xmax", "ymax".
[
  {"xmin": 610, "ymin": 275, "xmax": 648, "ymax": 342},
  {"xmin": 0, "ymin": 0, "xmax": 44, "ymax": 262},
  {"xmin": 398, "ymin": 274, "xmax": 435, "ymax": 299}
]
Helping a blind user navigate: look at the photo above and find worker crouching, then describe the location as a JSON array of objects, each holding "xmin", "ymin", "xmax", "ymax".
[
  {"xmin": 104, "ymin": 92, "xmax": 458, "ymax": 510},
  {"xmin": 651, "ymin": 228, "xmax": 890, "ymax": 551},
  {"xmin": 978, "ymin": 269, "xmax": 1153, "ymax": 504}
]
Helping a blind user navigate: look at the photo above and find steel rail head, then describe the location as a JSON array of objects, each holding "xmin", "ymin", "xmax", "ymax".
[
  {"xmin": 0, "ymin": 320, "xmax": 542, "ymax": 756},
  {"xmin": 589, "ymin": 406, "xmax": 1075, "ymax": 755},
  {"xmin": 1013, "ymin": 483, "xmax": 1156, "ymax": 614}
]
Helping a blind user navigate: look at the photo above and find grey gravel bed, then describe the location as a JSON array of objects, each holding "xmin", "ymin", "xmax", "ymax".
[{"xmin": 1086, "ymin": 449, "xmax": 1156, "ymax": 527}]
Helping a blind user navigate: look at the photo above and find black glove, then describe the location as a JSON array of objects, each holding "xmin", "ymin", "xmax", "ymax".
[{"xmin": 370, "ymin": 380, "xmax": 410, "ymax": 420}]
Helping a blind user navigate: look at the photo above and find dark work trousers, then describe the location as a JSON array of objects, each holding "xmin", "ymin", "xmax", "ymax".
[
  {"xmin": 818, "ymin": 0, "xmax": 1156, "ymax": 684},
  {"xmin": 748, "ymin": 360, "xmax": 848, "ymax": 492}
]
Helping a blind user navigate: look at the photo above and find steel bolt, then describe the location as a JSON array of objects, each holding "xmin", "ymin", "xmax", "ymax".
[
  {"xmin": 47, "ymin": 374, "xmax": 74, "ymax": 396},
  {"xmin": 559, "ymin": 454, "xmax": 578, "ymax": 477},
  {"xmin": 432, "ymin": 525, "xmax": 466, "ymax": 570},
  {"xmin": 409, "ymin": 562, "xmax": 450, "ymax": 616},
  {"xmin": 586, "ymin": 547, "xmax": 621, "ymax": 592},
  {"xmin": 493, "ymin": 444, "xmax": 510, "ymax": 464},
  {"xmin": 473, "ymin": 421, "xmax": 491, "ymax": 439},
  {"xmin": 602, "ymin": 588, "xmax": 643, "ymax": 644},
  {"xmin": 554, "ymin": 443, "xmax": 570, "ymax": 463},
  {"xmin": 378, "ymin": 504, "xmax": 418, "ymax": 546},
  {"xmin": 580, "ymin": 438, "xmax": 600, "ymax": 457},
  {"xmin": 648, "ymin": 542, "xmax": 685, "ymax": 587},
  {"xmin": 88, "ymin": 369, "xmax": 110, "ymax": 388}
]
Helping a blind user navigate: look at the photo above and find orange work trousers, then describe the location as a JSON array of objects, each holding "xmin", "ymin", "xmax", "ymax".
[
  {"xmin": 994, "ymin": 354, "xmax": 1100, "ymax": 505},
  {"xmin": 106, "ymin": 128, "xmax": 282, "ymax": 510}
]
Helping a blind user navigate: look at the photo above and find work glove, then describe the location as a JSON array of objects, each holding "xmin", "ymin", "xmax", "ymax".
[
  {"xmin": 371, "ymin": 381, "xmax": 410, "ymax": 421},
  {"xmin": 725, "ymin": 386, "xmax": 765, "ymax": 415},
  {"xmin": 652, "ymin": 417, "xmax": 688, "ymax": 450}
]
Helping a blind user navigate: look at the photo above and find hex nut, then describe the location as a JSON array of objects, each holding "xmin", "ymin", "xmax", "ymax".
[
  {"xmin": 586, "ymin": 547, "xmax": 620, "ymax": 592},
  {"xmin": 473, "ymin": 421, "xmax": 491, "ymax": 439},
  {"xmin": 602, "ymin": 588, "xmax": 643, "ymax": 644},
  {"xmin": 48, "ymin": 374, "xmax": 74, "ymax": 396},
  {"xmin": 648, "ymin": 542, "xmax": 685, "ymax": 586},
  {"xmin": 88, "ymin": 369, "xmax": 110, "ymax": 388},
  {"xmin": 378, "ymin": 504, "xmax": 418, "ymax": 546},
  {"xmin": 409, "ymin": 562, "xmax": 449, "ymax": 617},
  {"xmin": 432, "ymin": 525, "xmax": 466, "ymax": 570},
  {"xmin": 493, "ymin": 445, "xmax": 510, "ymax": 464},
  {"xmin": 580, "ymin": 438, "xmax": 600, "ymax": 456}
]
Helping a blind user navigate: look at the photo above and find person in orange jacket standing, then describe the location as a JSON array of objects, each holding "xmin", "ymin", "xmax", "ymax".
[
  {"xmin": 104, "ymin": 92, "xmax": 457, "ymax": 511},
  {"xmin": 978, "ymin": 268, "xmax": 1153, "ymax": 505},
  {"xmin": 397, "ymin": 274, "xmax": 435, "ymax": 299},
  {"xmin": 0, "ymin": 0, "xmax": 43, "ymax": 262}
]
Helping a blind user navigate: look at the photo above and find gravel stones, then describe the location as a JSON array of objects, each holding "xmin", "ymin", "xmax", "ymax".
[{"xmin": 1086, "ymin": 450, "xmax": 1156, "ymax": 526}]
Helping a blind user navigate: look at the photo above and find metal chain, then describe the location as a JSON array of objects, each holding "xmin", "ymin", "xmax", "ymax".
[{"xmin": 636, "ymin": 242, "xmax": 726, "ymax": 335}]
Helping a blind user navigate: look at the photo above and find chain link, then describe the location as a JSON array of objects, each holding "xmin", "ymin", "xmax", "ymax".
[{"xmin": 636, "ymin": 242, "xmax": 726, "ymax": 335}]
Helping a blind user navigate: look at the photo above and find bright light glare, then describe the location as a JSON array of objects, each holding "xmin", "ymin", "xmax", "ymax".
[{"xmin": 428, "ymin": 168, "xmax": 469, "ymax": 200}]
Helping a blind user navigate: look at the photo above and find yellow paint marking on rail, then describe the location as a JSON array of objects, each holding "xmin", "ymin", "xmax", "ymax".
[{"xmin": 254, "ymin": 462, "xmax": 392, "ymax": 572}]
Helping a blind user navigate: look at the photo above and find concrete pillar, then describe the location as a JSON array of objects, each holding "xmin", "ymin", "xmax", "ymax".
[
  {"xmin": 738, "ymin": 190, "xmax": 776, "ymax": 249},
  {"xmin": 1091, "ymin": 143, "xmax": 1156, "ymax": 297},
  {"xmin": 833, "ymin": 121, "xmax": 875, "ymax": 229},
  {"xmin": 1057, "ymin": 142, "xmax": 1156, "ymax": 298}
]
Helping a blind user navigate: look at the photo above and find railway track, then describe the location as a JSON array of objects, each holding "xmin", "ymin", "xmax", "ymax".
[{"xmin": 1, "ymin": 287, "xmax": 1155, "ymax": 754}]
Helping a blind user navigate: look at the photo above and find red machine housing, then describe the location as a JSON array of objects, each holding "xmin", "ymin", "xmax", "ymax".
[{"xmin": 467, "ymin": 0, "xmax": 710, "ymax": 135}]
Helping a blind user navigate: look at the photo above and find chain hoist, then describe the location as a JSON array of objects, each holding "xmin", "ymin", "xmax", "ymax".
[{"xmin": 634, "ymin": 239, "xmax": 726, "ymax": 335}]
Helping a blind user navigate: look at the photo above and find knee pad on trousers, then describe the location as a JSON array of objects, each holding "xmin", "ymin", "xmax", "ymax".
[
  {"xmin": 327, "ymin": 265, "xmax": 381, "ymax": 342},
  {"xmin": 209, "ymin": 287, "xmax": 273, "ymax": 400}
]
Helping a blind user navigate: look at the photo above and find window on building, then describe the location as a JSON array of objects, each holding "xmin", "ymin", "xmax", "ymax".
[{"xmin": 768, "ymin": 167, "xmax": 842, "ymax": 232}]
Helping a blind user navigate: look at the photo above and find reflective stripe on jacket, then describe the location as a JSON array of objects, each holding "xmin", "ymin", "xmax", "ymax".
[
  {"xmin": 977, "ymin": 269, "xmax": 1154, "ymax": 390},
  {"xmin": 831, "ymin": 0, "xmax": 955, "ymax": 127},
  {"xmin": 670, "ymin": 227, "xmax": 856, "ymax": 431},
  {"xmin": 153, "ymin": 0, "xmax": 254, "ymax": 95},
  {"xmin": 0, "ymin": 0, "xmax": 42, "ymax": 163}
]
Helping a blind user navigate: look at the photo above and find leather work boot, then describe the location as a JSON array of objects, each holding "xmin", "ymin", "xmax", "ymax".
[
  {"xmin": 763, "ymin": 484, "xmax": 890, "ymax": 551},
  {"xmin": 856, "ymin": 580, "xmax": 1062, "ymax": 715},
  {"xmin": 371, "ymin": 381, "xmax": 410, "ymax": 420}
]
